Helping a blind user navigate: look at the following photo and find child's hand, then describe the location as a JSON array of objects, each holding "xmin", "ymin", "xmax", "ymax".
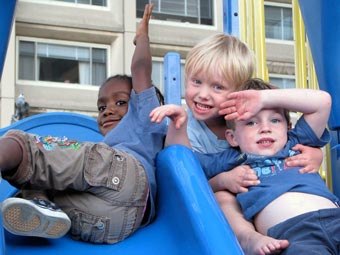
[
  {"xmin": 209, "ymin": 165, "xmax": 260, "ymax": 193},
  {"xmin": 285, "ymin": 144, "xmax": 323, "ymax": 173},
  {"xmin": 133, "ymin": 3, "xmax": 153, "ymax": 45},
  {"xmin": 150, "ymin": 104, "xmax": 187, "ymax": 129},
  {"xmin": 219, "ymin": 90, "xmax": 262, "ymax": 121}
]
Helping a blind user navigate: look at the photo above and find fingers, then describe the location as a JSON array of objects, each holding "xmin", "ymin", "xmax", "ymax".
[
  {"xmin": 285, "ymin": 156, "xmax": 319, "ymax": 173},
  {"xmin": 285, "ymin": 156, "xmax": 306, "ymax": 166},
  {"xmin": 143, "ymin": 3, "xmax": 154, "ymax": 21},
  {"xmin": 219, "ymin": 100, "xmax": 236, "ymax": 115},
  {"xmin": 224, "ymin": 111, "xmax": 239, "ymax": 120},
  {"xmin": 134, "ymin": 3, "xmax": 153, "ymax": 45},
  {"xmin": 150, "ymin": 105, "xmax": 186, "ymax": 127},
  {"xmin": 149, "ymin": 106, "xmax": 168, "ymax": 123},
  {"xmin": 298, "ymin": 166, "xmax": 317, "ymax": 174}
]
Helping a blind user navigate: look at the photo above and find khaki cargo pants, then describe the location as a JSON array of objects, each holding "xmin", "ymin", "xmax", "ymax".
[{"xmin": 2, "ymin": 130, "xmax": 149, "ymax": 244}]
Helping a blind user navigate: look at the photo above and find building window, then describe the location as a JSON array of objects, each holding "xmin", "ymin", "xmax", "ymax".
[
  {"xmin": 269, "ymin": 75, "xmax": 295, "ymax": 89},
  {"xmin": 53, "ymin": 0, "xmax": 107, "ymax": 6},
  {"xmin": 18, "ymin": 39, "xmax": 107, "ymax": 86},
  {"xmin": 152, "ymin": 59, "xmax": 185, "ymax": 99},
  {"xmin": 265, "ymin": 4, "xmax": 293, "ymax": 40},
  {"xmin": 137, "ymin": 0, "xmax": 213, "ymax": 25}
]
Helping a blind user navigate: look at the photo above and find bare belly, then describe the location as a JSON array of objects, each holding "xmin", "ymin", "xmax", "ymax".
[{"xmin": 254, "ymin": 192, "xmax": 338, "ymax": 234}]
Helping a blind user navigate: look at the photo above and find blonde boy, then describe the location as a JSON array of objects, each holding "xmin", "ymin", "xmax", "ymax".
[{"xmin": 183, "ymin": 33, "xmax": 322, "ymax": 254}]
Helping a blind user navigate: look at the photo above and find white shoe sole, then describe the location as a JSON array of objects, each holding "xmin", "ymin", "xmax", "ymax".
[{"xmin": 1, "ymin": 197, "xmax": 71, "ymax": 239}]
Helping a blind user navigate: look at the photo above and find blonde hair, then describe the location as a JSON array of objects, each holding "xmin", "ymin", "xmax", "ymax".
[{"xmin": 185, "ymin": 33, "xmax": 255, "ymax": 91}]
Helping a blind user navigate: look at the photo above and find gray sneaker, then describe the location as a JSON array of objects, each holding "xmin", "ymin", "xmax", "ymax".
[{"xmin": 1, "ymin": 197, "xmax": 71, "ymax": 239}]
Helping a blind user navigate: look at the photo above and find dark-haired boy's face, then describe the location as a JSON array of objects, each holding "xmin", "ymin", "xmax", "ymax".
[
  {"xmin": 97, "ymin": 80, "xmax": 131, "ymax": 135},
  {"xmin": 226, "ymin": 109, "xmax": 288, "ymax": 156}
]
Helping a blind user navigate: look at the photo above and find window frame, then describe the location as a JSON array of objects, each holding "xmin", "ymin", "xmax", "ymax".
[
  {"xmin": 16, "ymin": 36, "xmax": 110, "ymax": 89},
  {"xmin": 136, "ymin": 0, "xmax": 214, "ymax": 26},
  {"xmin": 264, "ymin": 1, "xmax": 293, "ymax": 42},
  {"xmin": 269, "ymin": 73, "xmax": 296, "ymax": 89},
  {"xmin": 20, "ymin": 0, "xmax": 109, "ymax": 9}
]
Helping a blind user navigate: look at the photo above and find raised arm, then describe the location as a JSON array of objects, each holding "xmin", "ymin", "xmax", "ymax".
[
  {"xmin": 150, "ymin": 104, "xmax": 191, "ymax": 147},
  {"xmin": 220, "ymin": 88, "xmax": 332, "ymax": 138},
  {"xmin": 131, "ymin": 3, "xmax": 153, "ymax": 93}
]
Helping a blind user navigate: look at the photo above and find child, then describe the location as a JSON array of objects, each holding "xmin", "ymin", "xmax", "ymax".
[
  {"xmin": 1, "ymin": 3, "xmax": 167, "ymax": 244},
  {"xmin": 150, "ymin": 78, "xmax": 339, "ymax": 254},
  {"xmin": 183, "ymin": 33, "xmax": 322, "ymax": 254}
]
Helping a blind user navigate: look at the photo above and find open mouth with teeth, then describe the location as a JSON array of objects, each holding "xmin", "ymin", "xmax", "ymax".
[
  {"xmin": 195, "ymin": 102, "xmax": 212, "ymax": 112},
  {"xmin": 257, "ymin": 138, "xmax": 275, "ymax": 146}
]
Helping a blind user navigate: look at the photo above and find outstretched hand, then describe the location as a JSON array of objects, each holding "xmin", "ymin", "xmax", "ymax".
[
  {"xmin": 133, "ymin": 3, "xmax": 153, "ymax": 45},
  {"xmin": 219, "ymin": 90, "xmax": 262, "ymax": 121},
  {"xmin": 150, "ymin": 104, "xmax": 187, "ymax": 129}
]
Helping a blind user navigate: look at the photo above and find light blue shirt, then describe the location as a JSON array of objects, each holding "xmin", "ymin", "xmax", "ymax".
[
  {"xmin": 187, "ymin": 109, "xmax": 230, "ymax": 153},
  {"xmin": 103, "ymin": 86, "xmax": 167, "ymax": 223}
]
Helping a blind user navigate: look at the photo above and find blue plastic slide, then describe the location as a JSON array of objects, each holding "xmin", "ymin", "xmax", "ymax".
[
  {"xmin": 0, "ymin": 1, "xmax": 243, "ymax": 253},
  {"xmin": 0, "ymin": 1, "xmax": 16, "ymax": 77},
  {"xmin": 298, "ymin": 0, "xmax": 340, "ymax": 197},
  {"xmin": 0, "ymin": 112, "xmax": 243, "ymax": 255}
]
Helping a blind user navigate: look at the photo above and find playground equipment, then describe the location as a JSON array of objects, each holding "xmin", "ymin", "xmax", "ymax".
[
  {"xmin": 297, "ymin": 0, "xmax": 340, "ymax": 197},
  {"xmin": 0, "ymin": 112, "xmax": 242, "ymax": 255},
  {"xmin": 0, "ymin": 0, "xmax": 339, "ymax": 254}
]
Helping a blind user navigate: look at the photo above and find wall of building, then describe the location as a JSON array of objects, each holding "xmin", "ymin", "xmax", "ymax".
[{"xmin": 0, "ymin": 0, "xmax": 295, "ymax": 127}]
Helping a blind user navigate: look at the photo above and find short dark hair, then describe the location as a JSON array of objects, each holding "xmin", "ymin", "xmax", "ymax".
[
  {"xmin": 101, "ymin": 74, "xmax": 133, "ymax": 89},
  {"xmin": 100, "ymin": 75, "xmax": 164, "ymax": 105}
]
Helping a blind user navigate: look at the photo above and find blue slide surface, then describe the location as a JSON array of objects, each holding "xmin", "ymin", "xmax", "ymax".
[
  {"xmin": 0, "ymin": 6, "xmax": 244, "ymax": 251},
  {"xmin": 0, "ymin": 1, "xmax": 16, "ymax": 78},
  {"xmin": 298, "ymin": 0, "xmax": 340, "ymax": 197},
  {"xmin": 0, "ymin": 112, "xmax": 243, "ymax": 255},
  {"xmin": 1, "ymin": 0, "xmax": 338, "ymax": 254}
]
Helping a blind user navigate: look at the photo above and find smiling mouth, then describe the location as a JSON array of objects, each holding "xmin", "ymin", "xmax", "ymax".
[
  {"xmin": 257, "ymin": 139, "xmax": 274, "ymax": 145},
  {"xmin": 195, "ymin": 102, "xmax": 212, "ymax": 111},
  {"xmin": 102, "ymin": 119, "xmax": 120, "ymax": 128}
]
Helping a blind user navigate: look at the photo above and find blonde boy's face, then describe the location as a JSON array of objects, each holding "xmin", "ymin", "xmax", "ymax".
[
  {"xmin": 185, "ymin": 69, "xmax": 234, "ymax": 122},
  {"xmin": 225, "ymin": 109, "xmax": 288, "ymax": 156}
]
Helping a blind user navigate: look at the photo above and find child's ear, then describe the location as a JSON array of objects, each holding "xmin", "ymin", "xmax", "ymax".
[{"xmin": 225, "ymin": 129, "xmax": 239, "ymax": 147}]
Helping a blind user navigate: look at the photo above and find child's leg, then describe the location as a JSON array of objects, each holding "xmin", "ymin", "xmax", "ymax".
[
  {"xmin": 0, "ymin": 130, "xmax": 149, "ymax": 244},
  {"xmin": 0, "ymin": 136, "xmax": 23, "ymax": 172},
  {"xmin": 53, "ymin": 149, "xmax": 150, "ymax": 244},
  {"xmin": 0, "ymin": 134, "xmax": 71, "ymax": 238},
  {"xmin": 214, "ymin": 190, "xmax": 289, "ymax": 255}
]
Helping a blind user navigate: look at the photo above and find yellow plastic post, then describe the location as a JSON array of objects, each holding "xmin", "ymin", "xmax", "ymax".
[
  {"xmin": 238, "ymin": 0, "xmax": 268, "ymax": 81},
  {"xmin": 253, "ymin": 0, "xmax": 268, "ymax": 81},
  {"xmin": 292, "ymin": 0, "xmax": 307, "ymax": 89},
  {"xmin": 294, "ymin": 0, "xmax": 332, "ymax": 189}
]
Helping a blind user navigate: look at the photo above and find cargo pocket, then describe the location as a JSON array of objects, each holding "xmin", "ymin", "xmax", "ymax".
[
  {"xmin": 85, "ymin": 144, "xmax": 127, "ymax": 191},
  {"xmin": 69, "ymin": 209, "xmax": 111, "ymax": 244}
]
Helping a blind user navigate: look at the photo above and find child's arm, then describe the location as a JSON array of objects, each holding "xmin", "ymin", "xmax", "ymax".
[
  {"xmin": 150, "ymin": 104, "xmax": 191, "ymax": 147},
  {"xmin": 220, "ymin": 89, "xmax": 332, "ymax": 138},
  {"xmin": 131, "ymin": 3, "xmax": 153, "ymax": 94}
]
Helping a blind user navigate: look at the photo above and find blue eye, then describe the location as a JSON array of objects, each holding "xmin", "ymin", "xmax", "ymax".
[
  {"xmin": 213, "ymin": 85, "xmax": 222, "ymax": 90},
  {"xmin": 271, "ymin": 118, "xmax": 281, "ymax": 124},
  {"xmin": 193, "ymin": 79, "xmax": 202, "ymax": 85}
]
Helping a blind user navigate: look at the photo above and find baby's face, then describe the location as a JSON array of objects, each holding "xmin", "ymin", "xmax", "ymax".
[
  {"xmin": 228, "ymin": 108, "xmax": 288, "ymax": 156},
  {"xmin": 185, "ymin": 69, "xmax": 234, "ymax": 123}
]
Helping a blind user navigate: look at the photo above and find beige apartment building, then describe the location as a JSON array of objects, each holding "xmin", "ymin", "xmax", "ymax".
[{"xmin": 0, "ymin": 0, "xmax": 297, "ymax": 127}]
